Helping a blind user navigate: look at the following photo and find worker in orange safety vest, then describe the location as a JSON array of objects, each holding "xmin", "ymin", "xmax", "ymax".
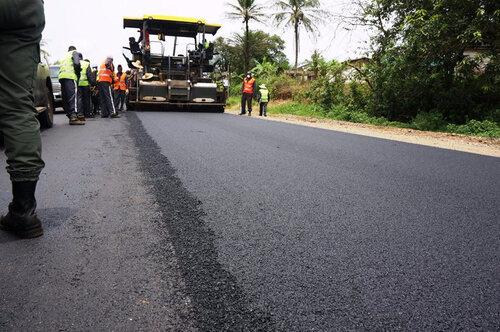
[
  {"xmin": 98, "ymin": 55, "xmax": 120, "ymax": 118},
  {"xmin": 239, "ymin": 71, "xmax": 256, "ymax": 116},
  {"xmin": 113, "ymin": 64, "xmax": 128, "ymax": 112}
]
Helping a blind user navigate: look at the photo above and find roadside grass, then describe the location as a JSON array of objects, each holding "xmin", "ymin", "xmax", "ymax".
[
  {"xmin": 266, "ymin": 101, "xmax": 500, "ymax": 138},
  {"xmin": 267, "ymin": 102, "xmax": 410, "ymax": 128}
]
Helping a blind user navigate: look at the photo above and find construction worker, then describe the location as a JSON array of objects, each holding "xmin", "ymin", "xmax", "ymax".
[
  {"xmin": 240, "ymin": 71, "xmax": 256, "ymax": 116},
  {"xmin": 59, "ymin": 46, "xmax": 83, "ymax": 125},
  {"xmin": 257, "ymin": 84, "xmax": 270, "ymax": 117},
  {"xmin": 98, "ymin": 55, "xmax": 120, "ymax": 118},
  {"xmin": 0, "ymin": 0, "xmax": 46, "ymax": 238},
  {"xmin": 91, "ymin": 65, "xmax": 99, "ymax": 115},
  {"xmin": 77, "ymin": 55, "xmax": 96, "ymax": 119},
  {"xmin": 113, "ymin": 65, "xmax": 127, "ymax": 112}
]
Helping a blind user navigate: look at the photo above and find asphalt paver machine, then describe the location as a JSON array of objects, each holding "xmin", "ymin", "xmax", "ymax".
[{"xmin": 123, "ymin": 15, "xmax": 227, "ymax": 111}]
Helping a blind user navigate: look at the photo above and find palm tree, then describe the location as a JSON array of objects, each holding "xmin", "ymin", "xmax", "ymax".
[
  {"xmin": 273, "ymin": 0, "xmax": 326, "ymax": 70},
  {"xmin": 225, "ymin": 0, "xmax": 266, "ymax": 72}
]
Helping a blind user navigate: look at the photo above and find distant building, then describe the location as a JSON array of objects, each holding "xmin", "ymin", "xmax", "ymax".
[
  {"xmin": 463, "ymin": 44, "xmax": 492, "ymax": 73},
  {"xmin": 343, "ymin": 57, "xmax": 371, "ymax": 83}
]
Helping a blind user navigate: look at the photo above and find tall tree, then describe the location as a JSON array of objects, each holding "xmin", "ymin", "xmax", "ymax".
[
  {"xmin": 225, "ymin": 0, "xmax": 266, "ymax": 72},
  {"xmin": 273, "ymin": 0, "xmax": 326, "ymax": 70},
  {"xmin": 214, "ymin": 30, "xmax": 288, "ymax": 75},
  {"xmin": 359, "ymin": 0, "xmax": 500, "ymax": 123}
]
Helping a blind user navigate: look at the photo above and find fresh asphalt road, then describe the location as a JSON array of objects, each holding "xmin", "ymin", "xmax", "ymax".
[{"xmin": 1, "ymin": 111, "xmax": 499, "ymax": 331}]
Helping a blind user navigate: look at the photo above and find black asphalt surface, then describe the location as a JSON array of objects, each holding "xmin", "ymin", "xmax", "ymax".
[{"xmin": 1, "ymin": 111, "xmax": 499, "ymax": 331}]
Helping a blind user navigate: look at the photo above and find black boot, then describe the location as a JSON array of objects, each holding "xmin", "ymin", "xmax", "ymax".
[{"xmin": 0, "ymin": 181, "xmax": 43, "ymax": 238}]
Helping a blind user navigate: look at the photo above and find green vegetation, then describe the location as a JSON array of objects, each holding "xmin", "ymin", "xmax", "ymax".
[{"xmin": 221, "ymin": 0, "xmax": 500, "ymax": 138}]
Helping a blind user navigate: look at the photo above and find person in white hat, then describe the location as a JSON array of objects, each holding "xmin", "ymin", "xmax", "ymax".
[{"xmin": 257, "ymin": 83, "xmax": 270, "ymax": 117}]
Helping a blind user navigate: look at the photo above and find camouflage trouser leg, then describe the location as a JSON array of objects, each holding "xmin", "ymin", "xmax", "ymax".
[{"xmin": 0, "ymin": 0, "xmax": 45, "ymax": 182}]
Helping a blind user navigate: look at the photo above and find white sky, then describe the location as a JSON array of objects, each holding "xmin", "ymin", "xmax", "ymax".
[{"xmin": 43, "ymin": 0, "xmax": 370, "ymax": 68}]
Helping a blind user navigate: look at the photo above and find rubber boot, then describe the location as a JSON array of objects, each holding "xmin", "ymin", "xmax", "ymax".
[{"xmin": 0, "ymin": 181, "xmax": 43, "ymax": 238}]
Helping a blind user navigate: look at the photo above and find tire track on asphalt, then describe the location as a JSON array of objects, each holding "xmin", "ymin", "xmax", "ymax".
[{"xmin": 127, "ymin": 112, "xmax": 275, "ymax": 331}]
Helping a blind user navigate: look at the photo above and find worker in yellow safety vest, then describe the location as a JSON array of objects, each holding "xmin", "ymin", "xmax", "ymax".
[
  {"xmin": 58, "ymin": 46, "xmax": 83, "ymax": 125},
  {"xmin": 257, "ymin": 84, "xmax": 270, "ymax": 117},
  {"xmin": 77, "ymin": 55, "xmax": 96, "ymax": 119},
  {"xmin": 240, "ymin": 71, "xmax": 256, "ymax": 116},
  {"xmin": 113, "ymin": 65, "xmax": 128, "ymax": 112}
]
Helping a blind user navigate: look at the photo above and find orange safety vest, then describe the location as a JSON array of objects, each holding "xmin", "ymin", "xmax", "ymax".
[
  {"xmin": 113, "ymin": 73, "xmax": 127, "ymax": 90},
  {"xmin": 243, "ymin": 77, "xmax": 255, "ymax": 94},
  {"xmin": 98, "ymin": 60, "xmax": 114, "ymax": 83}
]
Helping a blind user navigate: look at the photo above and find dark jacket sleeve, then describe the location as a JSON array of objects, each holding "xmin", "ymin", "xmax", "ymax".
[
  {"xmin": 252, "ymin": 81, "xmax": 256, "ymax": 97},
  {"xmin": 72, "ymin": 51, "xmax": 81, "ymax": 80},
  {"xmin": 87, "ymin": 66, "xmax": 96, "ymax": 86},
  {"xmin": 105, "ymin": 60, "xmax": 114, "ymax": 82}
]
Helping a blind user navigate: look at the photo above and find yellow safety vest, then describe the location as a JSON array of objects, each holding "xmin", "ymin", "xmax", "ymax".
[
  {"xmin": 78, "ymin": 60, "xmax": 90, "ymax": 86},
  {"xmin": 260, "ymin": 88, "xmax": 269, "ymax": 102},
  {"xmin": 58, "ymin": 50, "xmax": 77, "ymax": 80}
]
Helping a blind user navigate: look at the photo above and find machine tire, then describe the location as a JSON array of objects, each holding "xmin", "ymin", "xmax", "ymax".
[{"xmin": 39, "ymin": 89, "xmax": 54, "ymax": 129}]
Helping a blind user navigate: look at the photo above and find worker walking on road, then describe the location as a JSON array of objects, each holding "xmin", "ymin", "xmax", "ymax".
[
  {"xmin": 240, "ymin": 71, "xmax": 256, "ymax": 116},
  {"xmin": 59, "ymin": 46, "xmax": 83, "ymax": 125},
  {"xmin": 113, "ymin": 65, "xmax": 127, "ymax": 113},
  {"xmin": 77, "ymin": 55, "xmax": 96, "ymax": 119},
  {"xmin": 0, "ymin": 0, "xmax": 46, "ymax": 238},
  {"xmin": 257, "ymin": 84, "xmax": 270, "ymax": 117},
  {"xmin": 98, "ymin": 56, "xmax": 120, "ymax": 118}
]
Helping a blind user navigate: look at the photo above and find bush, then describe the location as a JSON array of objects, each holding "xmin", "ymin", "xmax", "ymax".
[
  {"xmin": 410, "ymin": 111, "xmax": 446, "ymax": 131},
  {"xmin": 446, "ymin": 120, "xmax": 500, "ymax": 138},
  {"xmin": 346, "ymin": 81, "xmax": 369, "ymax": 113},
  {"xmin": 267, "ymin": 74, "xmax": 307, "ymax": 101},
  {"xmin": 305, "ymin": 59, "xmax": 345, "ymax": 109}
]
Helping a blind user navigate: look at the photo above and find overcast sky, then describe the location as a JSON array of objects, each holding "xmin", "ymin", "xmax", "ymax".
[{"xmin": 43, "ymin": 0, "xmax": 370, "ymax": 67}]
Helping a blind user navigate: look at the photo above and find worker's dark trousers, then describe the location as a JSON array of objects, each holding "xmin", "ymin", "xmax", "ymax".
[
  {"xmin": 78, "ymin": 85, "xmax": 92, "ymax": 117},
  {"xmin": 241, "ymin": 93, "xmax": 253, "ymax": 114},
  {"xmin": 0, "ymin": 0, "xmax": 45, "ymax": 182},
  {"xmin": 98, "ymin": 81, "xmax": 116, "ymax": 117},
  {"xmin": 113, "ymin": 89, "xmax": 126, "ymax": 111},
  {"xmin": 91, "ymin": 89, "xmax": 99, "ymax": 114},
  {"xmin": 259, "ymin": 102, "xmax": 268, "ymax": 116},
  {"xmin": 60, "ymin": 78, "xmax": 78, "ymax": 118}
]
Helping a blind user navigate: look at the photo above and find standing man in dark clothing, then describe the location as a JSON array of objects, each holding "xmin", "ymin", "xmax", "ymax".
[
  {"xmin": 113, "ymin": 65, "xmax": 127, "ymax": 112},
  {"xmin": 98, "ymin": 55, "xmax": 120, "ymax": 118},
  {"xmin": 91, "ymin": 65, "xmax": 99, "ymax": 116},
  {"xmin": 240, "ymin": 71, "xmax": 256, "ymax": 116},
  {"xmin": 77, "ymin": 56, "xmax": 96, "ymax": 119},
  {"xmin": 0, "ymin": 0, "xmax": 46, "ymax": 238},
  {"xmin": 59, "ymin": 45, "xmax": 83, "ymax": 125}
]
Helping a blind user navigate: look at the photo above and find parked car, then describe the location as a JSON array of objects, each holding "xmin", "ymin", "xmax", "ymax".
[
  {"xmin": 49, "ymin": 64, "xmax": 62, "ymax": 108},
  {"xmin": 34, "ymin": 62, "xmax": 55, "ymax": 128}
]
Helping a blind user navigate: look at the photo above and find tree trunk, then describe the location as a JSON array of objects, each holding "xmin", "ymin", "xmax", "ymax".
[
  {"xmin": 245, "ymin": 20, "xmax": 249, "ymax": 73},
  {"xmin": 294, "ymin": 22, "xmax": 299, "ymax": 71}
]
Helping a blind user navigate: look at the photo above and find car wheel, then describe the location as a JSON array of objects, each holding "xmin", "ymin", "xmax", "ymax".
[{"xmin": 39, "ymin": 89, "xmax": 54, "ymax": 129}]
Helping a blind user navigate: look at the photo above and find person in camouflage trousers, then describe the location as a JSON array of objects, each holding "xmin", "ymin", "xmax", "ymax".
[{"xmin": 0, "ymin": 0, "xmax": 46, "ymax": 238}]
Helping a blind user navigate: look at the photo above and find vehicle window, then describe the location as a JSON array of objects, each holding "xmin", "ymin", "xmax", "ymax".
[{"xmin": 50, "ymin": 66, "xmax": 59, "ymax": 78}]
